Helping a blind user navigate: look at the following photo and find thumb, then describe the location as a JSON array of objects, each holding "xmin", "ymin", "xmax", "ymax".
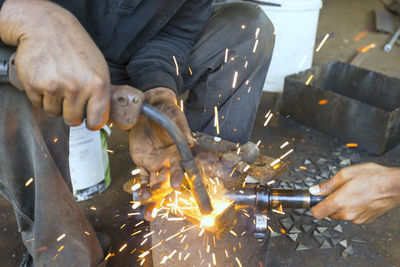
[{"xmin": 309, "ymin": 168, "xmax": 352, "ymax": 196}]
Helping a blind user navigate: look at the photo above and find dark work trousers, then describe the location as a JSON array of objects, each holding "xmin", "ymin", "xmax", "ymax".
[{"xmin": 0, "ymin": 2, "xmax": 274, "ymax": 266}]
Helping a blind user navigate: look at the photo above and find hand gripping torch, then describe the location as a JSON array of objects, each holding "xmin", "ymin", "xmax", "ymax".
[{"xmin": 0, "ymin": 53, "xmax": 213, "ymax": 215}]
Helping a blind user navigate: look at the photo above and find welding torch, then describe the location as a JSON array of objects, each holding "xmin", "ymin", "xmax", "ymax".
[
  {"xmin": 0, "ymin": 53, "xmax": 213, "ymax": 215},
  {"xmin": 225, "ymin": 185, "xmax": 325, "ymax": 213}
]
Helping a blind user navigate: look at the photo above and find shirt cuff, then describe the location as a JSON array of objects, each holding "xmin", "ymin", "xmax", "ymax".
[{"xmin": 128, "ymin": 66, "xmax": 180, "ymax": 94}]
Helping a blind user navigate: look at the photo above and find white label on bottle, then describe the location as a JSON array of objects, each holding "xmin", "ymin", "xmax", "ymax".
[{"xmin": 69, "ymin": 122, "xmax": 105, "ymax": 191}]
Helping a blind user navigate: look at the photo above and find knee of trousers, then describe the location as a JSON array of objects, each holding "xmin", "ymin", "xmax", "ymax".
[{"xmin": 213, "ymin": 2, "xmax": 275, "ymax": 68}]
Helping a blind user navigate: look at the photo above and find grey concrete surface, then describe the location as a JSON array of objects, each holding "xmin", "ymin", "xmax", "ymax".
[{"xmin": 1, "ymin": 0, "xmax": 400, "ymax": 266}]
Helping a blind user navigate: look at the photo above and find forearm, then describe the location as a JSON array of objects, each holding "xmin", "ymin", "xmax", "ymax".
[
  {"xmin": 385, "ymin": 167, "xmax": 400, "ymax": 205},
  {"xmin": 0, "ymin": 0, "xmax": 76, "ymax": 45}
]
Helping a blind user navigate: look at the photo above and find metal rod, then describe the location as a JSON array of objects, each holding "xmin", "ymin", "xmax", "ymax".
[{"xmin": 384, "ymin": 25, "xmax": 400, "ymax": 52}]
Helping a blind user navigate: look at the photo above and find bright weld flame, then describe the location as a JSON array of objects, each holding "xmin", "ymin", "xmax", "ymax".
[
  {"xmin": 319, "ymin": 99, "xmax": 328, "ymax": 105},
  {"xmin": 131, "ymin": 168, "xmax": 141, "ymax": 176},
  {"xmin": 316, "ymin": 33, "xmax": 330, "ymax": 52},
  {"xmin": 224, "ymin": 48, "xmax": 229, "ymax": 63},
  {"xmin": 305, "ymin": 74, "xmax": 314, "ymax": 86},
  {"xmin": 56, "ymin": 234, "xmax": 66, "ymax": 242},
  {"xmin": 25, "ymin": 178, "xmax": 34, "ymax": 187},
  {"xmin": 173, "ymin": 55, "xmax": 179, "ymax": 76},
  {"xmin": 346, "ymin": 143, "xmax": 358, "ymax": 147},
  {"xmin": 280, "ymin": 141, "xmax": 289, "ymax": 149},
  {"xmin": 253, "ymin": 39, "xmax": 259, "ymax": 53},
  {"xmin": 214, "ymin": 106, "xmax": 220, "ymax": 135},
  {"xmin": 232, "ymin": 71, "xmax": 239, "ymax": 88}
]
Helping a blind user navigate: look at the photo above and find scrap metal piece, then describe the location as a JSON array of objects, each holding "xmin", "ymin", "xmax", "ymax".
[
  {"xmin": 304, "ymin": 210, "xmax": 313, "ymax": 217},
  {"xmin": 281, "ymin": 222, "xmax": 293, "ymax": 231},
  {"xmin": 320, "ymin": 240, "xmax": 332, "ymax": 249},
  {"xmin": 333, "ymin": 224, "xmax": 343, "ymax": 233},
  {"xmin": 302, "ymin": 224, "xmax": 312, "ymax": 233},
  {"xmin": 288, "ymin": 233, "xmax": 299, "ymax": 242},
  {"xmin": 280, "ymin": 217, "xmax": 293, "ymax": 224},
  {"xmin": 324, "ymin": 217, "xmax": 332, "ymax": 223},
  {"xmin": 351, "ymin": 237, "xmax": 366, "ymax": 244},
  {"xmin": 339, "ymin": 159, "xmax": 351, "ymax": 167},
  {"xmin": 304, "ymin": 159, "xmax": 311, "ymax": 165},
  {"xmin": 317, "ymin": 227, "xmax": 328, "ymax": 233},
  {"xmin": 314, "ymin": 235, "xmax": 325, "ymax": 245},
  {"xmin": 289, "ymin": 226, "xmax": 302, "ymax": 234},
  {"xmin": 331, "ymin": 238, "xmax": 341, "ymax": 246},
  {"xmin": 271, "ymin": 231, "xmax": 281, "ymax": 237},
  {"xmin": 292, "ymin": 214, "xmax": 301, "ymax": 222},
  {"xmin": 313, "ymin": 230, "xmax": 322, "ymax": 236},
  {"xmin": 296, "ymin": 242, "xmax": 310, "ymax": 251},
  {"xmin": 343, "ymin": 244, "xmax": 354, "ymax": 255},
  {"xmin": 322, "ymin": 231, "xmax": 332, "ymax": 238},
  {"xmin": 339, "ymin": 240, "xmax": 348, "ymax": 248}
]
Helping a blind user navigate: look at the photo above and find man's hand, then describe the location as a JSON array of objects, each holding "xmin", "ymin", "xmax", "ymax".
[
  {"xmin": 0, "ymin": 0, "xmax": 110, "ymax": 129},
  {"xmin": 310, "ymin": 163, "xmax": 400, "ymax": 224},
  {"xmin": 129, "ymin": 87, "xmax": 192, "ymax": 221}
]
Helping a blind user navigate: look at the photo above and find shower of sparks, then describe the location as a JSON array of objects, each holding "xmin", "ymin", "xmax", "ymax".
[
  {"xmin": 267, "ymin": 180, "xmax": 275, "ymax": 186},
  {"xmin": 58, "ymin": 245, "xmax": 64, "ymax": 252},
  {"xmin": 25, "ymin": 178, "xmax": 34, "ymax": 187},
  {"xmin": 255, "ymin": 27, "xmax": 260, "ymax": 38},
  {"xmin": 232, "ymin": 71, "xmax": 239, "ymax": 88},
  {"xmin": 280, "ymin": 149, "xmax": 294, "ymax": 160},
  {"xmin": 131, "ymin": 183, "xmax": 141, "ymax": 192},
  {"xmin": 243, "ymin": 165, "xmax": 250, "ymax": 172},
  {"xmin": 253, "ymin": 39, "xmax": 259, "ymax": 53},
  {"xmin": 241, "ymin": 24, "xmax": 246, "ymax": 29},
  {"xmin": 180, "ymin": 100, "xmax": 184, "ymax": 112},
  {"xmin": 104, "ymin": 253, "xmax": 115, "ymax": 261},
  {"xmin": 84, "ymin": 231, "xmax": 90, "ymax": 235},
  {"xmin": 140, "ymin": 238, "xmax": 148, "ymax": 246},
  {"xmin": 106, "ymin": 149, "xmax": 114, "ymax": 153},
  {"xmin": 280, "ymin": 141, "xmax": 289, "ymax": 149},
  {"xmin": 90, "ymin": 206, "xmax": 96, "ymax": 211},
  {"xmin": 173, "ymin": 56, "xmax": 179, "ymax": 76},
  {"xmin": 359, "ymin": 43, "xmax": 376, "ymax": 53},
  {"xmin": 138, "ymin": 250, "xmax": 150, "ymax": 259},
  {"xmin": 315, "ymin": 33, "xmax": 330, "ymax": 52},
  {"xmin": 305, "ymin": 74, "xmax": 314, "ymax": 86},
  {"xmin": 53, "ymin": 137, "xmax": 58, "ymax": 143},
  {"xmin": 256, "ymin": 140, "xmax": 261, "ymax": 147},
  {"xmin": 272, "ymin": 209, "xmax": 285, "ymax": 215},
  {"xmin": 318, "ymin": 99, "xmax": 328, "ymax": 105},
  {"xmin": 56, "ymin": 234, "xmax": 66, "ymax": 242},
  {"xmin": 224, "ymin": 48, "xmax": 229, "ymax": 63},
  {"xmin": 120, "ymin": 224, "xmax": 126, "ymax": 229},
  {"xmin": 143, "ymin": 231, "xmax": 154, "ymax": 239},
  {"xmin": 119, "ymin": 243, "xmax": 127, "ymax": 252},
  {"xmin": 265, "ymin": 109, "xmax": 271, "ymax": 118},
  {"xmin": 131, "ymin": 168, "xmax": 141, "ymax": 176},
  {"xmin": 236, "ymin": 147, "xmax": 241, "ymax": 155},
  {"xmin": 244, "ymin": 61, "xmax": 248, "ymax": 68},
  {"xmin": 263, "ymin": 113, "xmax": 273, "ymax": 127},
  {"xmin": 235, "ymin": 257, "xmax": 243, "ymax": 267},
  {"xmin": 132, "ymin": 201, "xmax": 141, "ymax": 209},
  {"xmin": 152, "ymin": 208, "xmax": 159, "ymax": 218},
  {"xmin": 298, "ymin": 54, "xmax": 308, "ymax": 69},
  {"xmin": 212, "ymin": 253, "xmax": 216, "ymax": 265},
  {"xmin": 188, "ymin": 66, "xmax": 193, "ymax": 75},
  {"xmin": 128, "ymin": 212, "xmax": 140, "ymax": 216},
  {"xmin": 346, "ymin": 143, "xmax": 358, "ymax": 147},
  {"xmin": 353, "ymin": 30, "xmax": 368, "ymax": 41},
  {"xmin": 230, "ymin": 230, "xmax": 238, "ymax": 237},
  {"xmin": 214, "ymin": 106, "xmax": 220, "ymax": 135}
]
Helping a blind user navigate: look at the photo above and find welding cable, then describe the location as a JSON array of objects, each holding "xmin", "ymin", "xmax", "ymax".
[{"xmin": 141, "ymin": 104, "xmax": 213, "ymax": 214}]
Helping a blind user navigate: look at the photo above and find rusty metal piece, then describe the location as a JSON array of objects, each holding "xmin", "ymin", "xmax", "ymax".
[{"xmin": 110, "ymin": 85, "xmax": 144, "ymax": 130}]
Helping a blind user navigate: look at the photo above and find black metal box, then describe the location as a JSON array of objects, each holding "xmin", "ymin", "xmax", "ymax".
[{"xmin": 280, "ymin": 61, "xmax": 400, "ymax": 155}]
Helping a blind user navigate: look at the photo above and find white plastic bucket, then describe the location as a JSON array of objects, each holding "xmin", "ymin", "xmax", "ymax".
[
  {"xmin": 260, "ymin": 0, "xmax": 323, "ymax": 92},
  {"xmin": 69, "ymin": 121, "xmax": 111, "ymax": 201}
]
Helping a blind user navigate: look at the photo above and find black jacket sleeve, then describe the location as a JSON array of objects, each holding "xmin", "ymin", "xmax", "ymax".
[{"xmin": 126, "ymin": 0, "xmax": 212, "ymax": 94}]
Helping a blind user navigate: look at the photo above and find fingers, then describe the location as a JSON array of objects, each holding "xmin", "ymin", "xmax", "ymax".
[
  {"xmin": 174, "ymin": 110, "xmax": 193, "ymax": 145},
  {"xmin": 62, "ymin": 94, "xmax": 87, "ymax": 126},
  {"xmin": 42, "ymin": 93, "xmax": 63, "ymax": 116},
  {"xmin": 85, "ymin": 77, "xmax": 110, "ymax": 130},
  {"xmin": 309, "ymin": 167, "xmax": 354, "ymax": 196},
  {"xmin": 139, "ymin": 168, "xmax": 151, "ymax": 201},
  {"xmin": 170, "ymin": 155, "xmax": 183, "ymax": 189},
  {"xmin": 311, "ymin": 195, "xmax": 340, "ymax": 219}
]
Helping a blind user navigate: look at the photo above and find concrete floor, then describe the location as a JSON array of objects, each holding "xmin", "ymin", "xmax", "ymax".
[{"xmin": 1, "ymin": 0, "xmax": 400, "ymax": 266}]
